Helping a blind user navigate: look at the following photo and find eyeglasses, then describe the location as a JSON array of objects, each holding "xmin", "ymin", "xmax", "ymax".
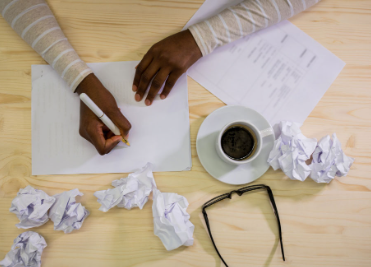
[{"xmin": 202, "ymin": 184, "xmax": 285, "ymax": 266}]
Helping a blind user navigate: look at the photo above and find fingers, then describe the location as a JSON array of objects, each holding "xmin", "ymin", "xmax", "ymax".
[
  {"xmin": 102, "ymin": 125, "xmax": 115, "ymax": 139},
  {"xmin": 145, "ymin": 68, "xmax": 170, "ymax": 106},
  {"xmin": 160, "ymin": 71, "xmax": 183, "ymax": 99},
  {"xmin": 104, "ymin": 135, "xmax": 123, "ymax": 154},
  {"xmin": 133, "ymin": 53, "xmax": 152, "ymax": 93},
  {"xmin": 135, "ymin": 63, "xmax": 160, "ymax": 102},
  {"xmin": 85, "ymin": 124, "xmax": 122, "ymax": 155},
  {"xmin": 109, "ymin": 109, "xmax": 132, "ymax": 137}
]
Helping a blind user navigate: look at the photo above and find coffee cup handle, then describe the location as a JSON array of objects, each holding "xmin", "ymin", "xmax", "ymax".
[{"xmin": 260, "ymin": 127, "xmax": 274, "ymax": 138}]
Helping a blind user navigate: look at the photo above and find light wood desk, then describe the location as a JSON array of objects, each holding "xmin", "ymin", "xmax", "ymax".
[{"xmin": 1, "ymin": 0, "xmax": 370, "ymax": 266}]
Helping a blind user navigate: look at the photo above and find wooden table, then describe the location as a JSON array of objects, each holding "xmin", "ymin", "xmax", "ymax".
[{"xmin": 1, "ymin": 0, "xmax": 370, "ymax": 266}]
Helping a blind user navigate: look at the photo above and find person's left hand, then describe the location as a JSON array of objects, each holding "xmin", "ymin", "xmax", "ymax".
[{"xmin": 132, "ymin": 29, "xmax": 202, "ymax": 106}]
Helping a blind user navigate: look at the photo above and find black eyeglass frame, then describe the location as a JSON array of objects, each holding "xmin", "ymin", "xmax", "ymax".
[{"xmin": 202, "ymin": 184, "xmax": 285, "ymax": 266}]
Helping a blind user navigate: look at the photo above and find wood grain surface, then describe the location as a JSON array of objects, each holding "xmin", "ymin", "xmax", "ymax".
[{"xmin": 1, "ymin": 0, "xmax": 371, "ymax": 266}]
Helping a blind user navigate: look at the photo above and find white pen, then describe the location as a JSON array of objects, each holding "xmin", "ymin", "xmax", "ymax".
[{"xmin": 79, "ymin": 93, "xmax": 130, "ymax": 146}]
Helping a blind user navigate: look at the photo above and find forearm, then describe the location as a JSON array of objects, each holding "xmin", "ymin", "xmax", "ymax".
[
  {"xmin": 0, "ymin": 0, "xmax": 92, "ymax": 91},
  {"xmin": 188, "ymin": 0, "xmax": 321, "ymax": 56}
]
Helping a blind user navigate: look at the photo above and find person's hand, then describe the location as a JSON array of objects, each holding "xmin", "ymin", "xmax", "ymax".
[
  {"xmin": 132, "ymin": 29, "xmax": 202, "ymax": 106},
  {"xmin": 76, "ymin": 73, "xmax": 131, "ymax": 155}
]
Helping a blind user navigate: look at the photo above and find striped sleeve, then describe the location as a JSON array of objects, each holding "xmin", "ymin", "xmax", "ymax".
[
  {"xmin": 188, "ymin": 0, "xmax": 322, "ymax": 56},
  {"xmin": 0, "ymin": 0, "xmax": 93, "ymax": 91}
]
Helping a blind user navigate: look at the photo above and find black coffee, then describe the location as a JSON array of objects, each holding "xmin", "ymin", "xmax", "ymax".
[{"xmin": 221, "ymin": 126, "xmax": 255, "ymax": 160}]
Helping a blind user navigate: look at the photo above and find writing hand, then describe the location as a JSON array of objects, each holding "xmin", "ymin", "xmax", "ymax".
[{"xmin": 76, "ymin": 74, "xmax": 131, "ymax": 155}]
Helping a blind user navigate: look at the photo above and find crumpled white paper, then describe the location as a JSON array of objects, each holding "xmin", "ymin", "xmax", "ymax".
[
  {"xmin": 94, "ymin": 162, "xmax": 194, "ymax": 250},
  {"xmin": 152, "ymin": 188, "xmax": 194, "ymax": 251},
  {"xmin": 94, "ymin": 162, "xmax": 156, "ymax": 212},
  {"xmin": 310, "ymin": 133, "xmax": 354, "ymax": 183},
  {"xmin": 0, "ymin": 231, "xmax": 47, "ymax": 267},
  {"xmin": 9, "ymin": 186, "xmax": 56, "ymax": 229},
  {"xmin": 49, "ymin": 189, "xmax": 89, "ymax": 233},
  {"xmin": 268, "ymin": 121, "xmax": 317, "ymax": 181}
]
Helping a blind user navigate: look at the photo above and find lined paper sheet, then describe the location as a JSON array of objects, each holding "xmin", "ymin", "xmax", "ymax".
[
  {"xmin": 32, "ymin": 61, "xmax": 191, "ymax": 175},
  {"xmin": 184, "ymin": 0, "xmax": 345, "ymax": 127}
]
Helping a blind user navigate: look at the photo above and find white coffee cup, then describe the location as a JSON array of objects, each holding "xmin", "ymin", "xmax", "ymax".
[{"xmin": 216, "ymin": 120, "xmax": 274, "ymax": 165}]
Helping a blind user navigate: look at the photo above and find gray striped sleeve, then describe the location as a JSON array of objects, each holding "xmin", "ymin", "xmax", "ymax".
[
  {"xmin": 1, "ymin": 0, "xmax": 92, "ymax": 91},
  {"xmin": 189, "ymin": 0, "xmax": 322, "ymax": 56}
]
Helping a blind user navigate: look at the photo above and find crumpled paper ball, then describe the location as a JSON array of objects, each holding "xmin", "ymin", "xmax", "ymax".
[
  {"xmin": 152, "ymin": 188, "xmax": 194, "ymax": 251},
  {"xmin": 94, "ymin": 186, "xmax": 124, "ymax": 212},
  {"xmin": 94, "ymin": 162, "xmax": 156, "ymax": 212},
  {"xmin": 310, "ymin": 133, "xmax": 355, "ymax": 183},
  {"xmin": 49, "ymin": 189, "xmax": 89, "ymax": 233},
  {"xmin": 0, "ymin": 231, "xmax": 47, "ymax": 267},
  {"xmin": 268, "ymin": 121, "xmax": 317, "ymax": 181},
  {"xmin": 9, "ymin": 186, "xmax": 56, "ymax": 229}
]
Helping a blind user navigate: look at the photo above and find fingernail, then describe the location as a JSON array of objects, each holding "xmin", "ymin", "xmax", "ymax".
[
  {"xmin": 135, "ymin": 94, "xmax": 141, "ymax": 101},
  {"xmin": 145, "ymin": 99, "xmax": 151, "ymax": 106},
  {"xmin": 132, "ymin": 85, "xmax": 137, "ymax": 92},
  {"xmin": 160, "ymin": 94, "xmax": 166, "ymax": 100}
]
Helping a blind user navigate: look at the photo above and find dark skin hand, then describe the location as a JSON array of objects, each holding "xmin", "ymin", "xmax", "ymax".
[
  {"xmin": 133, "ymin": 29, "xmax": 202, "ymax": 105},
  {"xmin": 76, "ymin": 73, "xmax": 131, "ymax": 155}
]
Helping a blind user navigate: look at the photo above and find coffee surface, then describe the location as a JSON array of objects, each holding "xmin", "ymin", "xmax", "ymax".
[{"xmin": 221, "ymin": 126, "xmax": 255, "ymax": 160}]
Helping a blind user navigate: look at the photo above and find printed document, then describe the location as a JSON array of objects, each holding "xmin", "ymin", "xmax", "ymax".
[{"xmin": 184, "ymin": 0, "xmax": 345, "ymax": 126}]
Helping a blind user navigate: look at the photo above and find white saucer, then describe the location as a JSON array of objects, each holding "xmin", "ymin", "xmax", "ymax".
[{"xmin": 196, "ymin": 106, "xmax": 275, "ymax": 185}]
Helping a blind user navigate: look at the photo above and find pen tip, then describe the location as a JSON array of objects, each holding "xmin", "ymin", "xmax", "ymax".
[{"xmin": 122, "ymin": 138, "xmax": 130, "ymax": 146}]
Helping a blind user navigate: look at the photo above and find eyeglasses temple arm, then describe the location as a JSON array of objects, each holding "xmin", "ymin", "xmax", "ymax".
[
  {"xmin": 202, "ymin": 208, "xmax": 229, "ymax": 267},
  {"xmin": 266, "ymin": 187, "xmax": 285, "ymax": 261}
]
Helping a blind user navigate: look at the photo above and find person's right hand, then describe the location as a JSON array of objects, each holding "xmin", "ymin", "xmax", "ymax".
[{"xmin": 75, "ymin": 73, "xmax": 131, "ymax": 155}]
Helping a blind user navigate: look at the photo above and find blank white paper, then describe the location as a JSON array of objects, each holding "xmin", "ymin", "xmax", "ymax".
[
  {"xmin": 31, "ymin": 61, "xmax": 191, "ymax": 175},
  {"xmin": 184, "ymin": 0, "xmax": 345, "ymax": 127}
]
